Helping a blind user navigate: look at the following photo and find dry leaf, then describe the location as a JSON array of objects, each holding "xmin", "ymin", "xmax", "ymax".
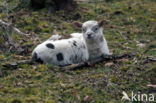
[
  {"xmin": 147, "ymin": 84, "xmax": 156, "ymax": 88},
  {"xmin": 137, "ymin": 43, "xmax": 146, "ymax": 48},
  {"xmin": 105, "ymin": 62, "xmax": 114, "ymax": 67},
  {"xmin": 84, "ymin": 95, "xmax": 92, "ymax": 102}
]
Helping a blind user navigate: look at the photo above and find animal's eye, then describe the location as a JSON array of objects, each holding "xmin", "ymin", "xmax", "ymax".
[
  {"xmin": 95, "ymin": 27, "xmax": 98, "ymax": 31},
  {"xmin": 92, "ymin": 26, "xmax": 99, "ymax": 32},
  {"xmin": 82, "ymin": 27, "xmax": 86, "ymax": 32}
]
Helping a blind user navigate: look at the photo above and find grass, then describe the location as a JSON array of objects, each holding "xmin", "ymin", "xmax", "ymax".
[{"xmin": 0, "ymin": 0, "xmax": 156, "ymax": 102}]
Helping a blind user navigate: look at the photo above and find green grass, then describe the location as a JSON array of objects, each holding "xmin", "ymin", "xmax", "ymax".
[{"xmin": 0, "ymin": 0, "xmax": 156, "ymax": 102}]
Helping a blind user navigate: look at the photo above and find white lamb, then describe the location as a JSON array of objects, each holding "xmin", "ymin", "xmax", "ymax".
[
  {"xmin": 32, "ymin": 38, "xmax": 88, "ymax": 66},
  {"xmin": 32, "ymin": 20, "xmax": 110, "ymax": 66},
  {"xmin": 72, "ymin": 20, "xmax": 110, "ymax": 61}
]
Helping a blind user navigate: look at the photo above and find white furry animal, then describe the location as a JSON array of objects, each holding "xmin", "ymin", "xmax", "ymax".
[
  {"xmin": 72, "ymin": 20, "xmax": 110, "ymax": 61},
  {"xmin": 32, "ymin": 38, "xmax": 88, "ymax": 66},
  {"xmin": 32, "ymin": 20, "xmax": 110, "ymax": 66}
]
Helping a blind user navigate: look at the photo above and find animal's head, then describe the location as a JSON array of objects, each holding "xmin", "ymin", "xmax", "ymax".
[{"xmin": 73, "ymin": 20, "xmax": 107, "ymax": 40}]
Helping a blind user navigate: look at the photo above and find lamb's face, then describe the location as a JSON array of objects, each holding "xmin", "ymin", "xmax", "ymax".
[{"xmin": 82, "ymin": 21, "xmax": 102, "ymax": 40}]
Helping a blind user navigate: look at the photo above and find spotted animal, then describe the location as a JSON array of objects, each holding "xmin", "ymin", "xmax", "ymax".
[
  {"xmin": 32, "ymin": 38, "xmax": 88, "ymax": 66},
  {"xmin": 32, "ymin": 20, "xmax": 110, "ymax": 66}
]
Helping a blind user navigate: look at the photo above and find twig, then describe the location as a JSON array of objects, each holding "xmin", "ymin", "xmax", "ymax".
[
  {"xmin": 2, "ymin": 60, "xmax": 33, "ymax": 69},
  {"xmin": 147, "ymin": 84, "xmax": 156, "ymax": 88},
  {"xmin": 2, "ymin": 53, "xmax": 136, "ymax": 70},
  {"xmin": 0, "ymin": 19, "xmax": 29, "ymax": 36},
  {"xmin": 143, "ymin": 57, "xmax": 156, "ymax": 64},
  {"xmin": 61, "ymin": 53, "xmax": 136, "ymax": 71}
]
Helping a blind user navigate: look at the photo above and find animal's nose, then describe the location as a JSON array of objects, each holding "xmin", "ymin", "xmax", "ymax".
[{"xmin": 87, "ymin": 33, "xmax": 92, "ymax": 38}]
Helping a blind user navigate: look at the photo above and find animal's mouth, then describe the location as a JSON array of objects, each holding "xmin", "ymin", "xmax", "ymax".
[
  {"xmin": 87, "ymin": 37, "xmax": 92, "ymax": 39},
  {"xmin": 87, "ymin": 35, "xmax": 93, "ymax": 39}
]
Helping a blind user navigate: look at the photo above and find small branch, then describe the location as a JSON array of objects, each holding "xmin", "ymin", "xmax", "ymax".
[
  {"xmin": 143, "ymin": 57, "xmax": 156, "ymax": 64},
  {"xmin": 0, "ymin": 19, "xmax": 29, "ymax": 36},
  {"xmin": 2, "ymin": 60, "xmax": 33, "ymax": 69},
  {"xmin": 2, "ymin": 53, "xmax": 136, "ymax": 70},
  {"xmin": 147, "ymin": 84, "xmax": 156, "ymax": 88},
  {"xmin": 61, "ymin": 53, "xmax": 136, "ymax": 71}
]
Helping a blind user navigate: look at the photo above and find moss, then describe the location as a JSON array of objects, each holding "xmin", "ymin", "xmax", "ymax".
[
  {"xmin": 61, "ymin": 22, "xmax": 74, "ymax": 34},
  {"xmin": 0, "ymin": 0, "xmax": 156, "ymax": 102},
  {"xmin": 81, "ymin": 10, "xmax": 96, "ymax": 21}
]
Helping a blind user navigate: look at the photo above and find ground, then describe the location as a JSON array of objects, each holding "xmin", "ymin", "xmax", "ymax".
[{"xmin": 0, "ymin": 0, "xmax": 156, "ymax": 103}]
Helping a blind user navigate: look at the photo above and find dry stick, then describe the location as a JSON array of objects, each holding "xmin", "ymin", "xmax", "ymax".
[
  {"xmin": 143, "ymin": 57, "xmax": 156, "ymax": 64},
  {"xmin": 2, "ymin": 53, "xmax": 135, "ymax": 69},
  {"xmin": 61, "ymin": 53, "xmax": 136, "ymax": 71},
  {"xmin": 0, "ymin": 19, "xmax": 42, "ymax": 44},
  {"xmin": 0, "ymin": 19, "xmax": 29, "ymax": 36},
  {"xmin": 2, "ymin": 60, "xmax": 33, "ymax": 69},
  {"xmin": 3, "ymin": 53, "xmax": 156, "ymax": 70}
]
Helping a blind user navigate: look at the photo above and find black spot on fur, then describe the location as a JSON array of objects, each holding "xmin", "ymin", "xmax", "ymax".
[
  {"xmin": 56, "ymin": 53, "xmax": 64, "ymax": 61},
  {"xmin": 32, "ymin": 52, "xmax": 37, "ymax": 61},
  {"xmin": 73, "ymin": 40, "xmax": 77, "ymax": 46},
  {"xmin": 32, "ymin": 52, "xmax": 43, "ymax": 64},
  {"xmin": 36, "ymin": 58, "xmax": 44, "ymax": 64},
  {"xmin": 46, "ymin": 43, "xmax": 55, "ymax": 49}
]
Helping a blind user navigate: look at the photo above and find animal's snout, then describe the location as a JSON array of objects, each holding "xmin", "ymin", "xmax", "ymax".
[{"xmin": 87, "ymin": 33, "xmax": 93, "ymax": 38}]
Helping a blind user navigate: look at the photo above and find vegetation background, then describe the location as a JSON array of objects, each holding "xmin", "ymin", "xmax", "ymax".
[{"xmin": 0, "ymin": 0, "xmax": 155, "ymax": 102}]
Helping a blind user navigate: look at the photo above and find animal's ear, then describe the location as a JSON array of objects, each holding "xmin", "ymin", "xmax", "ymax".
[
  {"xmin": 98, "ymin": 20, "xmax": 108, "ymax": 27},
  {"xmin": 73, "ymin": 21, "xmax": 82, "ymax": 28}
]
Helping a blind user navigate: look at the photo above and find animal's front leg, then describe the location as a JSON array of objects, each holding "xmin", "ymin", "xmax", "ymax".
[{"xmin": 102, "ymin": 38, "xmax": 110, "ymax": 55}]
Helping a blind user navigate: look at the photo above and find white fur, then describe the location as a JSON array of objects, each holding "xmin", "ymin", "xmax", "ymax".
[
  {"xmin": 48, "ymin": 34, "xmax": 62, "ymax": 40},
  {"xmin": 32, "ymin": 20, "xmax": 110, "ymax": 66},
  {"xmin": 32, "ymin": 38, "xmax": 88, "ymax": 66},
  {"xmin": 72, "ymin": 21, "xmax": 110, "ymax": 60},
  {"xmin": 70, "ymin": 33, "xmax": 83, "ymax": 40}
]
